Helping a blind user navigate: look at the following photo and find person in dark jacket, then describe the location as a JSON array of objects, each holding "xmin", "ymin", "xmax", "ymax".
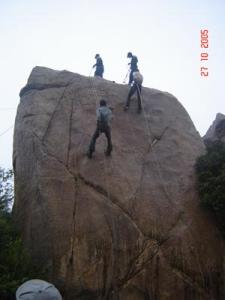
[
  {"xmin": 127, "ymin": 52, "xmax": 138, "ymax": 85},
  {"xmin": 93, "ymin": 54, "xmax": 104, "ymax": 77},
  {"xmin": 87, "ymin": 99, "xmax": 113, "ymax": 158},
  {"xmin": 124, "ymin": 71, "xmax": 143, "ymax": 113}
]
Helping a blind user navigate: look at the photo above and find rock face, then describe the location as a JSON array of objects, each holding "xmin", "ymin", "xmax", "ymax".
[
  {"xmin": 13, "ymin": 67, "xmax": 225, "ymax": 300},
  {"xmin": 204, "ymin": 113, "xmax": 225, "ymax": 143}
]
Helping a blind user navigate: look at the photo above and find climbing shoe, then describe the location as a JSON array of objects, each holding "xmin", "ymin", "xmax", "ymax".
[
  {"xmin": 87, "ymin": 149, "xmax": 93, "ymax": 159},
  {"xmin": 105, "ymin": 150, "xmax": 112, "ymax": 157},
  {"xmin": 105, "ymin": 146, "xmax": 112, "ymax": 157},
  {"xmin": 137, "ymin": 107, "xmax": 142, "ymax": 114}
]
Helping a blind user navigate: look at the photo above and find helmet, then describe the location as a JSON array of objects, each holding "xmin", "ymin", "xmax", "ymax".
[
  {"xmin": 127, "ymin": 52, "xmax": 132, "ymax": 58},
  {"xmin": 95, "ymin": 54, "xmax": 100, "ymax": 59},
  {"xmin": 16, "ymin": 279, "xmax": 62, "ymax": 300}
]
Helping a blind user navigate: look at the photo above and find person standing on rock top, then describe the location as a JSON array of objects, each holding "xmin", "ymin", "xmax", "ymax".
[
  {"xmin": 87, "ymin": 99, "xmax": 113, "ymax": 158},
  {"xmin": 127, "ymin": 52, "xmax": 138, "ymax": 85},
  {"xmin": 93, "ymin": 54, "xmax": 104, "ymax": 78},
  {"xmin": 124, "ymin": 70, "xmax": 143, "ymax": 113}
]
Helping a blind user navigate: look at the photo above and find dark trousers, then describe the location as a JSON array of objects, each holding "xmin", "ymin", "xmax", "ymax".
[
  {"xmin": 94, "ymin": 67, "xmax": 104, "ymax": 78},
  {"xmin": 126, "ymin": 83, "xmax": 142, "ymax": 110},
  {"xmin": 89, "ymin": 124, "xmax": 112, "ymax": 154}
]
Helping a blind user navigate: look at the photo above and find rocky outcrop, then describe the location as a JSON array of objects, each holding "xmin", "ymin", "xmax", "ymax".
[
  {"xmin": 204, "ymin": 113, "xmax": 225, "ymax": 143},
  {"xmin": 13, "ymin": 67, "xmax": 225, "ymax": 300}
]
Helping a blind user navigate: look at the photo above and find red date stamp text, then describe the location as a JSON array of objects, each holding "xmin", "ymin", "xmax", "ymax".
[{"xmin": 200, "ymin": 29, "xmax": 209, "ymax": 77}]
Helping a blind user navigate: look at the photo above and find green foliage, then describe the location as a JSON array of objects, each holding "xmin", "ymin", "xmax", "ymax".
[
  {"xmin": 195, "ymin": 140, "xmax": 225, "ymax": 234},
  {"xmin": 0, "ymin": 167, "xmax": 44, "ymax": 299},
  {"xmin": 0, "ymin": 167, "xmax": 13, "ymax": 213}
]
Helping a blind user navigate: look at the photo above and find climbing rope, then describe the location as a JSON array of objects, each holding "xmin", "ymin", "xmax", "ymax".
[
  {"xmin": 123, "ymin": 69, "xmax": 130, "ymax": 84},
  {"xmin": 88, "ymin": 75, "xmax": 118, "ymax": 299},
  {"xmin": 0, "ymin": 125, "xmax": 14, "ymax": 137},
  {"xmin": 0, "ymin": 107, "xmax": 16, "ymax": 110},
  {"xmin": 88, "ymin": 75, "xmax": 113, "ymax": 199},
  {"xmin": 136, "ymin": 83, "xmax": 174, "ymax": 205}
]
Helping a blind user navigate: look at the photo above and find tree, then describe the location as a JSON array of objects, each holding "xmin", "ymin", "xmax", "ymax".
[
  {"xmin": 195, "ymin": 140, "xmax": 225, "ymax": 235},
  {"xmin": 0, "ymin": 167, "xmax": 13, "ymax": 213},
  {"xmin": 0, "ymin": 167, "xmax": 45, "ymax": 299}
]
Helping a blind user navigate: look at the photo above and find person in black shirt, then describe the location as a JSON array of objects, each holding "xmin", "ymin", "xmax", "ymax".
[
  {"xmin": 127, "ymin": 52, "xmax": 138, "ymax": 85},
  {"xmin": 93, "ymin": 54, "xmax": 104, "ymax": 78}
]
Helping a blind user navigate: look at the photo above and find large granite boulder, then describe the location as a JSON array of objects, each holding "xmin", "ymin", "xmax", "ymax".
[{"xmin": 13, "ymin": 67, "xmax": 225, "ymax": 299}]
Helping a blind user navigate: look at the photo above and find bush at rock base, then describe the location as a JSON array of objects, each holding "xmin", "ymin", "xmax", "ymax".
[
  {"xmin": 195, "ymin": 140, "xmax": 225, "ymax": 235},
  {"xmin": 0, "ymin": 167, "xmax": 45, "ymax": 300}
]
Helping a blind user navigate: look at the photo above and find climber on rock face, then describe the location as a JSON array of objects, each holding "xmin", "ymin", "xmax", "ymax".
[
  {"xmin": 87, "ymin": 99, "xmax": 113, "ymax": 158},
  {"xmin": 127, "ymin": 52, "xmax": 138, "ymax": 85},
  {"xmin": 124, "ymin": 70, "xmax": 143, "ymax": 113},
  {"xmin": 93, "ymin": 54, "xmax": 104, "ymax": 78}
]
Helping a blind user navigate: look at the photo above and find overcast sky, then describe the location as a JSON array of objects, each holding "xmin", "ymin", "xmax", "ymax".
[{"xmin": 0, "ymin": 0, "xmax": 225, "ymax": 168}]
